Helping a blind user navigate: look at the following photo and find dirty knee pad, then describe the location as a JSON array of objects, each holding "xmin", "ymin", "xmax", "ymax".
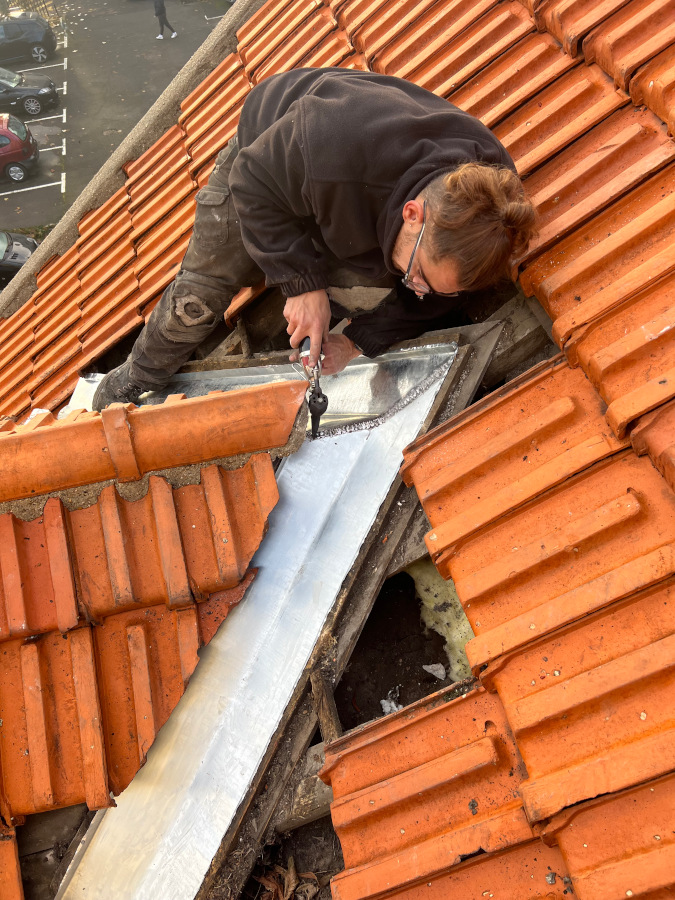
[{"xmin": 162, "ymin": 293, "xmax": 221, "ymax": 344}]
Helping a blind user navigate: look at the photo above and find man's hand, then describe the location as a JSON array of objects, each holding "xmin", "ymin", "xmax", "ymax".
[
  {"xmin": 284, "ymin": 289, "xmax": 331, "ymax": 367},
  {"xmin": 316, "ymin": 333, "xmax": 362, "ymax": 375}
]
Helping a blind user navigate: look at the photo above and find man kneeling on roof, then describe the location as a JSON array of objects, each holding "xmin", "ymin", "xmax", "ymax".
[{"xmin": 93, "ymin": 67, "xmax": 537, "ymax": 411}]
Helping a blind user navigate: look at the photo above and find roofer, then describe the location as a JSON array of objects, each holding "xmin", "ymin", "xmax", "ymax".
[{"xmin": 93, "ymin": 67, "xmax": 536, "ymax": 411}]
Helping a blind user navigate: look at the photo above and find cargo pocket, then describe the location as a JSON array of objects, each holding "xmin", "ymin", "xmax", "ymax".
[{"xmin": 193, "ymin": 186, "xmax": 230, "ymax": 248}]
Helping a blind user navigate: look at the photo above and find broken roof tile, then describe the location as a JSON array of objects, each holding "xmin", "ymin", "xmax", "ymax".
[
  {"xmin": 564, "ymin": 271, "xmax": 675, "ymax": 437},
  {"xmin": 630, "ymin": 46, "xmax": 675, "ymax": 135},
  {"xmin": 582, "ymin": 0, "xmax": 675, "ymax": 90},
  {"xmin": 321, "ymin": 687, "xmax": 532, "ymax": 880},
  {"xmin": 520, "ymin": 106, "xmax": 675, "ymax": 266},
  {"xmin": 521, "ymin": 164, "xmax": 675, "ymax": 345},
  {"xmin": 631, "ymin": 398, "xmax": 675, "ymax": 493},
  {"xmin": 237, "ymin": 0, "xmax": 324, "ymax": 77},
  {"xmin": 494, "ymin": 63, "xmax": 629, "ymax": 175},
  {"xmin": 451, "ymin": 450, "xmax": 675, "ymax": 660},
  {"xmin": 373, "ymin": 0, "xmax": 533, "ymax": 92},
  {"xmin": 251, "ymin": 8, "xmax": 340, "ymax": 83},
  {"xmin": 0, "ymin": 383, "xmax": 305, "ymax": 504},
  {"xmin": 534, "ymin": 0, "xmax": 628, "ymax": 57},
  {"xmin": 401, "ymin": 356, "xmax": 626, "ymax": 569},
  {"xmin": 542, "ymin": 774, "xmax": 675, "ymax": 899},
  {"xmin": 481, "ymin": 573, "xmax": 675, "ymax": 821},
  {"xmin": 447, "ymin": 32, "xmax": 577, "ymax": 128}
]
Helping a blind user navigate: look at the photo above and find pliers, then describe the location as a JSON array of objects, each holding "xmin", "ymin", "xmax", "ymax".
[{"xmin": 299, "ymin": 337, "xmax": 328, "ymax": 439}]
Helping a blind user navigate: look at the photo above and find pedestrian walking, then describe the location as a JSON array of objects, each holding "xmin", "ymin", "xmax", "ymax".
[{"xmin": 154, "ymin": 0, "xmax": 177, "ymax": 39}]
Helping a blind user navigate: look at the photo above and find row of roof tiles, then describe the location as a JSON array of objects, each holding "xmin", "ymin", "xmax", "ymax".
[
  {"xmin": 0, "ymin": 381, "xmax": 305, "ymax": 899},
  {"xmin": 0, "ymin": 0, "xmax": 672, "ymax": 424},
  {"xmin": 320, "ymin": 684, "xmax": 675, "ymax": 899}
]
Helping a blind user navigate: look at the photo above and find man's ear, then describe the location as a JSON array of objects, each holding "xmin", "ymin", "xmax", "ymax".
[{"xmin": 401, "ymin": 199, "xmax": 424, "ymax": 227}]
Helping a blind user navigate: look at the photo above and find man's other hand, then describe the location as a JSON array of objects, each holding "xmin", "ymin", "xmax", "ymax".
[{"xmin": 284, "ymin": 289, "xmax": 331, "ymax": 367}]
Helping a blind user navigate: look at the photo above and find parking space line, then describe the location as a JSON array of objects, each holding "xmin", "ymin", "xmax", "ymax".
[
  {"xmin": 18, "ymin": 61, "xmax": 67, "ymax": 73},
  {"xmin": 0, "ymin": 180, "xmax": 62, "ymax": 197},
  {"xmin": 204, "ymin": 13, "xmax": 224, "ymax": 19},
  {"xmin": 62, "ymin": 137, "xmax": 66, "ymax": 155},
  {"xmin": 30, "ymin": 113, "xmax": 64, "ymax": 123},
  {"xmin": 63, "ymin": 108, "xmax": 66, "ymax": 123},
  {"xmin": 38, "ymin": 144, "xmax": 64, "ymax": 154},
  {"xmin": 56, "ymin": 81, "xmax": 67, "ymax": 95}
]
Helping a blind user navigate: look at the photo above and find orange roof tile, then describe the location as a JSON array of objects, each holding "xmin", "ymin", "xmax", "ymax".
[
  {"xmin": 0, "ymin": 383, "xmax": 305, "ymax": 503},
  {"xmin": 494, "ymin": 63, "xmax": 629, "ymax": 176},
  {"xmin": 448, "ymin": 449, "xmax": 675, "ymax": 659},
  {"xmin": 237, "ymin": 0, "xmax": 325, "ymax": 78},
  {"xmin": 542, "ymin": 774, "xmax": 675, "ymax": 899},
  {"xmin": 322, "ymin": 687, "xmax": 531, "ymax": 872},
  {"xmin": 373, "ymin": 0, "xmax": 533, "ymax": 91},
  {"xmin": 630, "ymin": 46, "xmax": 675, "ymax": 135},
  {"xmin": 534, "ymin": 0, "xmax": 628, "ymax": 57},
  {"xmin": 301, "ymin": 28, "xmax": 354, "ymax": 68},
  {"xmin": 480, "ymin": 572, "xmax": 675, "ymax": 821},
  {"xmin": 521, "ymin": 163, "xmax": 675, "ymax": 348},
  {"xmin": 251, "ymin": 8, "xmax": 339, "ymax": 84},
  {"xmin": 564, "ymin": 271, "xmax": 675, "ymax": 437},
  {"xmin": 520, "ymin": 106, "xmax": 675, "ymax": 266},
  {"xmin": 447, "ymin": 32, "xmax": 577, "ymax": 128},
  {"xmin": 631, "ymin": 397, "xmax": 675, "ymax": 493},
  {"xmin": 178, "ymin": 65, "xmax": 249, "ymax": 146},
  {"xmin": 400, "ymin": 356, "xmax": 626, "ymax": 569},
  {"xmin": 0, "ymin": 826, "xmax": 22, "ymax": 900},
  {"xmin": 582, "ymin": 0, "xmax": 675, "ymax": 90}
]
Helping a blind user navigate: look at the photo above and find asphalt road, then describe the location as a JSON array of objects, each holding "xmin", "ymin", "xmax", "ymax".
[{"xmin": 0, "ymin": 0, "xmax": 230, "ymax": 230}]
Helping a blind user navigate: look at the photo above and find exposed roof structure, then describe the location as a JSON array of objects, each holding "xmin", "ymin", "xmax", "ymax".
[{"xmin": 0, "ymin": 0, "xmax": 673, "ymax": 896}]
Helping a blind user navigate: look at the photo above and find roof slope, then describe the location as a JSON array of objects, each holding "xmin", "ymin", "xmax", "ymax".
[{"xmin": 0, "ymin": 383, "xmax": 305, "ymax": 900}]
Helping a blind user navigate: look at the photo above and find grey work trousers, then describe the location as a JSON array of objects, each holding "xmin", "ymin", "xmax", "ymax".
[{"xmin": 128, "ymin": 138, "xmax": 394, "ymax": 388}]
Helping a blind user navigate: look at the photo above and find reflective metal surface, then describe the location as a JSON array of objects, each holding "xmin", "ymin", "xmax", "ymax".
[
  {"xmin": 69, "ymin": 344, "xmax": 458, "ymax": 430},
  {"xmin": 58, "ymin": 355, "xmax": 451, "ymax": 900}
]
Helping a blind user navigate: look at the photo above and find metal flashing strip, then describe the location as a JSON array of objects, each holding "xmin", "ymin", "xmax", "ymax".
[
  {"xmin": 70, "ymin": 344, "xmax": 459, "ymax": 430},
  {"xmin": 58, "ymin": 354, "xmax": 452, "ymax": 900}
]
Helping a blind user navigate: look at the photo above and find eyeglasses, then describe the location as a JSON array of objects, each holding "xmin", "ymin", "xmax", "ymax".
[{"xmin": 401, "ymin": 200, "xmax": 459, "ymax": 298}]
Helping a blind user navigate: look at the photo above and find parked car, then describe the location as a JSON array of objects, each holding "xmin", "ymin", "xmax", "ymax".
[
  {"xmin": 0, "ymin": 112, "xmax": 38, "ymax": 182},
  {"xmin": 0, "ymin": 229, "xmax": 38, "ymax": 285},
  {"xmin": 0, "ymin": 65, "xmax": 58, "ymax": 117},
  {"xmin": 0, "ymin": 13, "xmax": 57, "ymax": 65}
]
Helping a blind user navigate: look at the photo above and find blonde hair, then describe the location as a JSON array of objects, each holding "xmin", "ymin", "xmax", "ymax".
[{"xmin": 423, "ymin": 163, "xmax": 537, "ymax": 290}]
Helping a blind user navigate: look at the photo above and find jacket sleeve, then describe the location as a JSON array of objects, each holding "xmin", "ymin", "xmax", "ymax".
[
  {"xmin": 342, "ymin": 283, "xmax": 473, "ymax": 358},
  {"xmin": 229, "ymin": 107, "xmax": 330, "ymax": 297}
]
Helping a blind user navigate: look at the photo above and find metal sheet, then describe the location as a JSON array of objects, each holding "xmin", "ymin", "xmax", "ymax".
[
  {"xmin": 58, "ymin": 352, "xmax": 452, "ymax": 900},
  {"xmin": 68, "ymin": 344, "xmax": 458, "ymax": 429}
]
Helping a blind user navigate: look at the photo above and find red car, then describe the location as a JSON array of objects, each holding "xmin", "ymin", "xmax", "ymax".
[{"xmin": 0, "ymin": 112, "xmax": 38, "ymax": 182}]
